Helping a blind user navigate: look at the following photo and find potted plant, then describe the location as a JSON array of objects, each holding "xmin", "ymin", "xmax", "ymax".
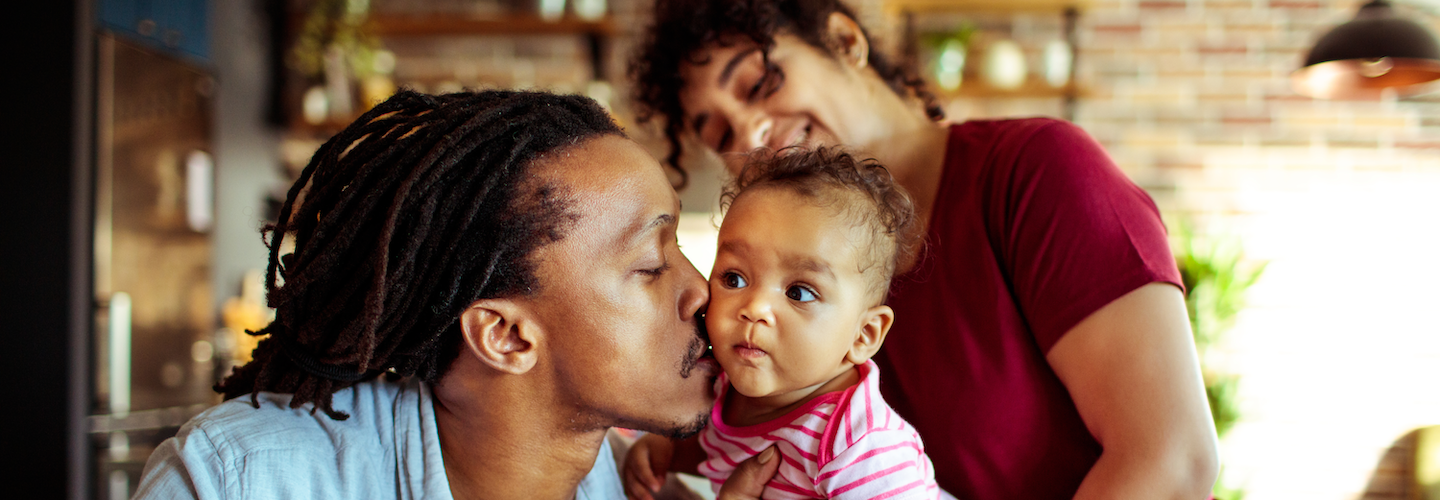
[{"xmin": 1171, "ymin": 218, "xmax": 1266, "ymax": 500}]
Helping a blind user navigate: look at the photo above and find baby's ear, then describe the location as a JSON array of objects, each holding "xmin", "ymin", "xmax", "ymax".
[{"xmin": 847, "ymin": 305, "xmax": 894, "ymax": 364}]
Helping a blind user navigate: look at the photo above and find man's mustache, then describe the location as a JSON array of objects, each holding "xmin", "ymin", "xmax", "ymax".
[{"xmin": 679, "ymin": 311, "xmax": 711, "ymax": 378}]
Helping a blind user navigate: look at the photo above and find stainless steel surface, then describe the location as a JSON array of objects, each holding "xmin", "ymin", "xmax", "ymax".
[
  {"xmin": 92, "ymin": 33, "xmax": 221, "ymax": 500},
  {"xmin": 88, "ymin": 404, "xmax": 212, "ymax": 434}
]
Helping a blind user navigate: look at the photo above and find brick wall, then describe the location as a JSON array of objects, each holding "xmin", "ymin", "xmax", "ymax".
[{"xmin": 853, "ymin": 1, "xmax": 1440, "ymax": 499}]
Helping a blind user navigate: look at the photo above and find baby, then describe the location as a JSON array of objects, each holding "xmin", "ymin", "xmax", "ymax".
[{"xmin": 623, "ymin": 147, "xmax": 940, "ymax": 499}]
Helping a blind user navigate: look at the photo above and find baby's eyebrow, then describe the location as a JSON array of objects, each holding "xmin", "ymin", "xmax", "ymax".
[
  {"xmin": 718, "ymin": 239, "xmax": 749, "ymax": 255},
  {"xmin": 782, "ymin": 255, "xmax": 834, "ymax": 281}
]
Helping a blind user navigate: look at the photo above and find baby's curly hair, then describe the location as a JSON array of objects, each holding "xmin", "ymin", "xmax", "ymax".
[{"xmin": 720, "ymin": 146, "xmax": 920, "ymax": 301}]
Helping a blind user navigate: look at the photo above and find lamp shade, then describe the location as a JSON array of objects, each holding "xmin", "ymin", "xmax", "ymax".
[{"xmin": 1292, "ymin": 0, "xmax": 1440, "ymax": 99}]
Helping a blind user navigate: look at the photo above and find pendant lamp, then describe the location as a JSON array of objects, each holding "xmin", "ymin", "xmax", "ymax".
[{"xmin": 1292, "ymin": 0, "xmax": 1440, "ymax": 99}]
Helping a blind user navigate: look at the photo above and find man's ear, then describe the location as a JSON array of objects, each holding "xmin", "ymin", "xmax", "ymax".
[
  {"xmin": 825, "ymin": 11, "xmax": 870, "ymax": 70},
  {"xmin": 458, "ymin": 299, "xmax": 539, "ymax": 375},
  {"xmin": 847, "ymin": 304, "xmax": 893, "ymax": 365}
]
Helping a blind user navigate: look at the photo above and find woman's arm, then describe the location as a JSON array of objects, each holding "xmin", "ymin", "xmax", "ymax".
[{"xmin": 1046, "ymin": 283, "xmax": 1220, "ymax": 500}]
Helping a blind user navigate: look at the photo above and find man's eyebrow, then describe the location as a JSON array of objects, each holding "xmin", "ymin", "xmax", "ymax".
[
  {"xmin": 628, "ymin": 213, "xmax": 677, "ymax": 248},
  {"xmin": 689, "ymin": 47, "xmax": 762, "ymax": 136},
  {"xmin": 648, "ymin": 213, "xmax": 677, "ymax": 231}
]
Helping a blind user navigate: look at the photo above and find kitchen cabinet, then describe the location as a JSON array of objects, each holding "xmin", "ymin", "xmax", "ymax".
[{"xmin": 99, "ymin": 0, "xmax": 210, "ymax": 61}]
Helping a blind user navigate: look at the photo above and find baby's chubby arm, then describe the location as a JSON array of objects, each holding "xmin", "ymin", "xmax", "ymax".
[{"xmin": 622, "ymin": 433, "xmax": 707, "ymax": 500}]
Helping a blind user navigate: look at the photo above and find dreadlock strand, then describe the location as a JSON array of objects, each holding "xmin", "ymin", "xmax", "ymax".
[{"xmin": 216, "ymin": 90, "xmax": 624, "ymax": 419}]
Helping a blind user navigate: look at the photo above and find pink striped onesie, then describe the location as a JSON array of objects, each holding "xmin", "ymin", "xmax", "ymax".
[{"xmin": 697, "ymin": 360, "xmax": 942, "ymax": 499}]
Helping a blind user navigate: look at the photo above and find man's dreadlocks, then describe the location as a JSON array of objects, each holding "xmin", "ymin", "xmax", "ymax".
[{"xmin": 217, "ymin": 89, "xmax": 623, "ymax": 420}]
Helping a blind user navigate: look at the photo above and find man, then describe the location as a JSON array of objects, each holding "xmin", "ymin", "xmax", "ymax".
[{"xmin": 134, "ymin": 90, "xmax": 777, "ymax": 499}]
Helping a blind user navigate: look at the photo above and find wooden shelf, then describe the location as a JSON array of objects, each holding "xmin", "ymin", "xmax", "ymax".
[
  {"xmin": 935, "ymin": 79, "xmax": 1088, "ymax": 99},
  {"xmin": 890, "ymin": 0, "xmax": 1089, "ymax": 119},
  {"xmin": 278, "ymin": 11, "xmax": 619, "ymax": 139},
  {"xmin": 364, "ymin": 13, "xmax": 616, "ymax": 37},
  {"xmin": 884, "ymin": 0, "xmax": 1091, "ymax": 14}
]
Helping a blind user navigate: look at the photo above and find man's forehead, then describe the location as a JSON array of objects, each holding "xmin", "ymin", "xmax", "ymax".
[{"xmin": 531, "ymin": 136, "xmax": 678, "ymax": 248}]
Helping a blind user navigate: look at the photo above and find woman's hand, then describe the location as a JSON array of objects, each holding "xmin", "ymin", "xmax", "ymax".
[
  {"xmin": 716, "ymin": 446, "xmax": 780, "ymax": 500},
  {"xmin": 624, "ymin": 433, "xmax": 676, "ymax": 500}
]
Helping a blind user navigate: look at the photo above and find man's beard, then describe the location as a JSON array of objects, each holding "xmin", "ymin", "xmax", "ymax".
[
  {"xmin": 661, "ymin": 312, "xmax": 714, "ymax": 438},
  {"xmin": 656, "ymin": 411, "xmax": 711, "ymax": 439}
]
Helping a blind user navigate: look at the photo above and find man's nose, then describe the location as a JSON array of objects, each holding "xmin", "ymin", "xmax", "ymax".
[{"xmin": 678, "ymin": 257, "xmax": 709, "ymax": 322}]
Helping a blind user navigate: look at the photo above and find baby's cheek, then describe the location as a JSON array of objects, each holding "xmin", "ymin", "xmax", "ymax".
[
  {"xmin": 704, "ymin": 293, "xmax": 732, "ymax": 336},
  {"xmin": 704, "ymin": 309, "xmax": 723, "ymax": 338}
]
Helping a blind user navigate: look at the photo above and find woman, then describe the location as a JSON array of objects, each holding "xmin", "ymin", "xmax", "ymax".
[{"xmin": 628, "ymin": 1, "xmax": 1220, "ymax": 499}]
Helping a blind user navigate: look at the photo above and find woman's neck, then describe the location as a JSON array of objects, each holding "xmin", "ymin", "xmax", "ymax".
[
  {"xmin": 855, "ymin": 76, "xmax": 951, "ymax": 235},
  {"xmin": 722, "ymin": 364, "xmax": 861, "ymax": 428}
]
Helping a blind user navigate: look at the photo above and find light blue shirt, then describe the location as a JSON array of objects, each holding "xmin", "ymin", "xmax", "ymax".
[{"xmin": 133, "ymin": 376, "xmax": 624, "ymax": 499}]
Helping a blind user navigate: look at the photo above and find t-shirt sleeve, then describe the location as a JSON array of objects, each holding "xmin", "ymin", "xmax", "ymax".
[
  {"xmin": 990, "ymin": 120, "xmax": 1182, "ymax": 353},
  {"xmin": 815, "ymin": 430, "xmax": 939, "ymax": 499}
]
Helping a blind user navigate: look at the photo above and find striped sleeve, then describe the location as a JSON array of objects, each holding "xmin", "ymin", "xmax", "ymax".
[{"xmin": 814, "ymin": 429, "xmax": 937, "ymax": 500}]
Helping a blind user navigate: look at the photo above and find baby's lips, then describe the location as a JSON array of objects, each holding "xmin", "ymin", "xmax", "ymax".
[{"xmin": 734, "ymin": 342, "xmax": 768, "ymax": 359}]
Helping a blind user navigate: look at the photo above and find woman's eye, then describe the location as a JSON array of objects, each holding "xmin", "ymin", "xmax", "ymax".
[
  {"xmin": 722, "ymin": 272, "xmax": 748, "ymax": 289},
  {"xmin": 786, "ymin": 285, "xmax": 817, "ymax": 302},
  {"xmin": 747, "ymin": 62, "xmax": 785, "ymax": 102}
]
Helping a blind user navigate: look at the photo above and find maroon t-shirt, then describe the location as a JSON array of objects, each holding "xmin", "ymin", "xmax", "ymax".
[{"xmin": 878, "ymin": 118, "xmax": 1182, "ymax": 499}]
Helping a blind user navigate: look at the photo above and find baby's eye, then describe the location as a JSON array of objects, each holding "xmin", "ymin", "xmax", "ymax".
[
  {"xmin": 722, "ymin": 272, "xmax": 748, "ymax": 289},
  {"xmin": 786, "ymin": 285, "xmax": 817, "ymax": 302}
]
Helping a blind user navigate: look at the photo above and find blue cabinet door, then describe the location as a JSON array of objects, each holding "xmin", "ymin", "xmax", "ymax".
[{"xmin": 99, "ymin": 0, "xmax": 208, "ymax": 61}]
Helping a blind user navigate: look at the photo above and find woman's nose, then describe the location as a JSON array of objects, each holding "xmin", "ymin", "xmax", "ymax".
[{"xmin": 733, "ymin": 111, "xmax": 773, "ymax": 152}]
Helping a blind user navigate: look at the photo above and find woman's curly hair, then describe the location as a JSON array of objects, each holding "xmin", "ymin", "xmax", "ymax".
[
  {"xmin": 721, "ymin": 146, "xmax": 921, "ymax": 300},
  {"xmin": 629, "ymin": 0, "xmax": 944, "ymax": 186}
]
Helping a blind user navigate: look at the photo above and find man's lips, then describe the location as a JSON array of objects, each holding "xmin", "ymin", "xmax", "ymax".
[{"xmin": 681, "ymin": 311, "xmax": 719, "ymax": 378}]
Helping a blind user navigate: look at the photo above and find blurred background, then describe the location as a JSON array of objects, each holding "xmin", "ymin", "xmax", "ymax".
[{"xmin": 6, "ymin": 0, "xmax": 1440, "ymax": 498}]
